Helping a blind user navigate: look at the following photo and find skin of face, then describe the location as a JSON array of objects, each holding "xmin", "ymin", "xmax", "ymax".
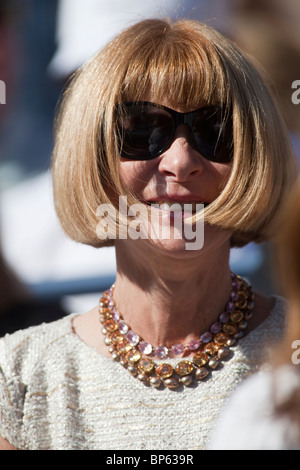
[{"xmin": 118, "ymin": 100, "xmax": 233, "ymax": 258}]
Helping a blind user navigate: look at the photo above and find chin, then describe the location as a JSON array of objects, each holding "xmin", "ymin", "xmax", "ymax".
[
  {"xmin": 119, "ymin": 211, "xmax": 232, "ymax": 257},
  {"xmin": 148, "ymin": 237, "xmax": 200, "ymax": 257},
  {"xmin": 139, "ymin": 209, "xmax": 204, "ymax": 251},
  {"xmin": 145, "ymin": 221, "xmax": 232, "ymax": 257}
]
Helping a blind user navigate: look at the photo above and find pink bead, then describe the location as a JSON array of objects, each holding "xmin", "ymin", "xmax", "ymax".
[
  {"xmin": 219, "ymin": 312, "xmax": 229, "ymax": 323},
  {"xmin": 125, "ymin": 330, "xmax": 140, "ymax": 346},
  {"xmin": 227, "ymin": 301, "xmax": 235, "ymax": 313},
  {"xmin": 201, "ymin": 332, "xmax": 212, "ymax": 343},
  {"xmin": 187, "ymin": 339, "xmax": 200, "ymax": 351},
  {"xmin": 138, "ymin": 341, "xmax": 153, "ymax": 355},
  {"xmin": 155, "ymin": 346, "xmax": 169, "ymax": 359},
  {"xmin": 112, "ymin": 309, "xmax": 120, "ymax": 321},
  {"xmin": 117, "ymin": 321, "xmax": 128, "ymax": 334},
  {"xmin": 230, "ymin": 291, "xmax": 239, "ymax": 301},
  {"xmin": 210, "ymin": 322, "xmax": 222, "ymax": 334},
  {"xmin": 171, "ymin": 344, "xmax": 185, "ymax": 355}
]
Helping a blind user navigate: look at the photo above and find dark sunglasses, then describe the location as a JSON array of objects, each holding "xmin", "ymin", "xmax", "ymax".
[{"xmin": 115, "ymin": 101, "xmax": 233, "ymax": 163}]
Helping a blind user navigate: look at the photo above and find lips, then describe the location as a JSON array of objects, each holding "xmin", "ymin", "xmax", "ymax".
[{"xmin": 148, "ymin": 201, "xmax": 208, "ymax": 212}]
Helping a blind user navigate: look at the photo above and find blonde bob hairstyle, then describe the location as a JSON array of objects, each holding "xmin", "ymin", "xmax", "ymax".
[{"xmin": 52, "ymin": 18, "xmax": 296, "ymax": 248}]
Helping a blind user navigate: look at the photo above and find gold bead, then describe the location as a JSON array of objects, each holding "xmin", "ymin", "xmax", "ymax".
[
  {"xmin": 229, "ymin": 311, "xmax": 244, "ymax": 323},
  {"xmin": 150, "ymin": 376, "xmax": 162, "ymax": 388},
  {"xmin": 111, "ymin": 351, "xmax": 120, "ymax": 361},
  {"xmin": 195, "ymin": 367, "xmax": 209, "ymax": 380},
  {"xmin": 103, "ymin": 319, "xmax": 118, "ymax": 333},
  {"xmin": 110, "ymin": 331, "xmax": 124, "ymax": 343},
  {"xmin": 138, "ymin": 357, "xmax": 155, "ymax": 373},
  {"xmin": 222, "ymin": 322, "xmax": 238, "ymax": 335},
  {"xmin": 127, "ymin": 349, "xmax": 141, "ymax": 363},
  {"xmin": 235, "ymin": 299, "xmax": 248, "ymax": 309},
  {"xmin": 217, "ymin": 347, "xmax": 230, "ymax": 360},
  {"xmin": 164, "ymin": 377, "xmax": 180, "ymax": 389},
  {"xmin": 204, "ymin": 342, "xmax": 218, "ymax": 355},
  {"xmin": 226, "ymin": 337, "xmax": 236, "ymax": 347},
  {"xmin": 245, "ymin": 309, "xmax": 253, "ymax": 320},
  {"xmin": 175, "ymin": 360, "xmax": 194, "ymax": 377},
  {"xmin": 237, "ymin": 287, "xmax": 247, "ymax": 297},
  {"xmin": 119, "ymin": 357, "xmax": 128, "ymax": 367},
  {"xmin": 208, "ymin": 358, "xmax": 219, "ymax": 370},
  {"xmin": 99, "ymin": 307, "xmax": 111, "ymax": 316},
  {"xmin": 128, "ymin": 365, "xmax": 138, "ymax": 375},
  {"xmin": 137, "ymin": 373, "xmax": 149, "ymax": 384},
  {"xmin": 179, "ymin": 375, "xmax": 193, "ymax": 386},
  {"xmin": 193, "ymin": 352, "xmax": 209, "ymax": 367},
  {"xmin": 214, "ymin": 332, "xmax": 230, "ymax": 346},
  {"xmin": 155, "ymin": 363, "xmax": 173, "ymax": 379},
  {"xmin": 238, "ymin": 320, "xmax": 248, "ymax": 330},
  {"xmin": 116, "ymin": 340, "xmax": 132, "ymax": 354}
]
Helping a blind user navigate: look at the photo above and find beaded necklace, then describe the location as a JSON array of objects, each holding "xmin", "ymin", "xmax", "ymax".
[{"xmin": 99, "ymin": 272, "xmax": 254, "ymax": 390}]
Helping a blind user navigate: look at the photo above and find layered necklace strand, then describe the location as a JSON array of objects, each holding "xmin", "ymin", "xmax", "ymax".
[{"xmin": 99, "ymin": 272, "xmax": 254, "ymax": 390}]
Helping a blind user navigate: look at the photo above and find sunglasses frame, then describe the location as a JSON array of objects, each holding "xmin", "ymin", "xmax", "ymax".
[{"xmin": 116, "ymin": 101, "xmax": 233, "ymax": 162}]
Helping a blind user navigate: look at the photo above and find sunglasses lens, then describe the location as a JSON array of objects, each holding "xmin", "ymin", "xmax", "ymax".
[
  {"xmin": 117, "ymin": 104, "xmax": 173, "ymax": 159},
  {"xmin": 192, "ymin": 108, "xmax": 233, "ymax": 163},
  {"xmin": 117, "ymin": 103, "xmax": 233, "ymax": 162}
]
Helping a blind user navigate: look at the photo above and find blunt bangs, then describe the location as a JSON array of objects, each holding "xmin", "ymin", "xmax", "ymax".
[{"xmin": 119, "ymin": 21, "xmax": 227, "ymax": 110}]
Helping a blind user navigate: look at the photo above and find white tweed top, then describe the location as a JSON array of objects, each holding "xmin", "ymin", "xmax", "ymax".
[
  {"xmin": 0, "ymin": 296, "xmax": 286, "ymax": 450},
  {"xmin": 209, "ymin": 364, "xmax": 300, "ymax": 450}
]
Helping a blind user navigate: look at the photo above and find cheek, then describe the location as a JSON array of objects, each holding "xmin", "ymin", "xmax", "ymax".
[
  {"xmin": 212, "ymin": 163, "xmax": 232, "ymax": 193},
  {"xmin": 119, "ymin": 160, "xmax": 156, "ymax": 193}
]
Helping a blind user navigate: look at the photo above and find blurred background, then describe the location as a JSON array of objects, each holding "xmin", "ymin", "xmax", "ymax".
[{"xmin": 0, "ymin": 0, "xmax": 299, "ymax": 335}]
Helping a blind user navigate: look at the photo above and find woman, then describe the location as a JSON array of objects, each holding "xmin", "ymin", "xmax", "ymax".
[
  {"xmin": 0, "ymin": 18, "xmax": 296, "ymax": 450},
  {"xmin": 209, "ymin": 178, "xmax": 300, "ymax": 450}
]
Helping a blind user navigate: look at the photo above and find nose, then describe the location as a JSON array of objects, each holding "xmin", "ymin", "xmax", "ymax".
[{"xmin": 158, "ymin": 126, "xmax": 205, "ymax": 182}]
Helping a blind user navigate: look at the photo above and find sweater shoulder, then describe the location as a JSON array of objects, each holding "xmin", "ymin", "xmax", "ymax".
[{"xmin": 0, "ymin": 314, "xmax": 75, "ymax": 382}]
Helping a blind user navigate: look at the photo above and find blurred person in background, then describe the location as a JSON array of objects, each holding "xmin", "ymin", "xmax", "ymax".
[
  {"xmin": 0, "ymin": 17, "xmax": 295, "ymax": 450},
  {"xmin": 230, "ymin": 0, "xmax": 300, "ymax": 163},
  {"xmin": 221, "ymin": 0, "xmax": 300, "ymax": 296},
  {"xmin": 209, "ymin": 177, "xmax": 300, "ymax": 450}
]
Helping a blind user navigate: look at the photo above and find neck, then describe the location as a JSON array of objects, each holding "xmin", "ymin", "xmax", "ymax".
[{"xmin": 113, "ymin": 239, "xmax": 232, "ymax": 348}]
